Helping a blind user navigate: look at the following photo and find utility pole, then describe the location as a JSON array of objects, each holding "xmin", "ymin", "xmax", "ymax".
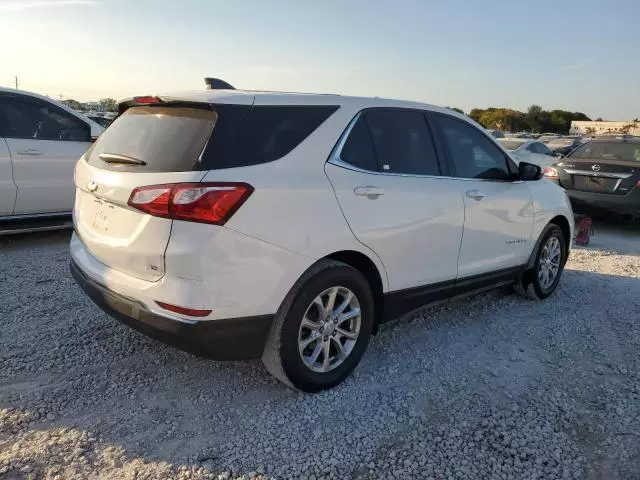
[{"xmin": 14, "ymin": 76, "xmax": 18, "ymax": 89}]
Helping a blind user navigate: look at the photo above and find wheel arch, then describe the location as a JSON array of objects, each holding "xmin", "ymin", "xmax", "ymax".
[
  {"xmin": 527, "ymin": 215, "xmax": 572, "ymax": 269},
  {"xmin": 549, "ymin": 214, "xmax": 571, "ymax": 264},
  {"xmin": 324, "ymin": 250, "xmax": 385, "ymax": 334}
]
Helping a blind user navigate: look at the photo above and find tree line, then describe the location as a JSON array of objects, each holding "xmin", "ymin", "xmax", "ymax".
[
  {"xmin": 448, "ymin": 105, "xmax": 591, "ymax": 134},
  {"xmin": 61, "ymin": 98, "xmax": 118, "ymax": 112}
]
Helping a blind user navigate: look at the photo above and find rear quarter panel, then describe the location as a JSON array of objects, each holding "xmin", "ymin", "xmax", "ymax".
[{"xmin": 200, "ymin": 103, "xmax": 390, "ymax": 292}]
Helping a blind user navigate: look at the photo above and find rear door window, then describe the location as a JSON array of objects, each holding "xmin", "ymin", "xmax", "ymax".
[
  {"xmin": 363, "ymin": 109, "xmax": 441, "ymax": 176},
  {"xmin": 0, "ymin": 96, "xmax": 89, "ymax": 142}
]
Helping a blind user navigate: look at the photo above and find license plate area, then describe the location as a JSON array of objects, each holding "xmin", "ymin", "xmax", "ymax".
[
  {"xmin": 91, "ymin": 199, "xmax": 115, "ymax": 233},
  {"xmin": 574, "ymin": 176, "xmax": 616, "ymax": 192}
]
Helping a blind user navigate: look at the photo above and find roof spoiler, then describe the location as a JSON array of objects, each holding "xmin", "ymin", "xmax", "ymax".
[{"xmin": 204, "ymin": 78, "xmax": 235, "ymax": 90}]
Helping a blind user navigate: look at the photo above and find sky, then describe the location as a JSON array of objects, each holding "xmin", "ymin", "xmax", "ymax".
[{"xmin": 0, "ymin": 0, "xmax": 638, "ymax": 120}]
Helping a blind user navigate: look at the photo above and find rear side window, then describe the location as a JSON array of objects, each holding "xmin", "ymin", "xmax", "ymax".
[
  {"xmin": 339, "ymin": 116, "xmax": 378, "ymax": 171},
  {"xmin": 87, "ymin": 104, "xmax": 338, "ymax": 172},
  {"xmin": 364, "ymin": 110, "xmax": 440, "ymax": 176},
  {"xmin": 203, "ymin": 105, "xmax": 338, "ymax": 169}
]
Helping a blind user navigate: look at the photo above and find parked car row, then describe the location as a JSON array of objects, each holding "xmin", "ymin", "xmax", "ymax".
[
  {"xmin": 0, "ymin": 87, "xmax": 103, "ymax": 233},
  {"xmin": 545, "ymin": 136, "xmax": 584, "ymax": 156},
  {"xmin": 497, "ymin": 138, "xmax": 557, "ymax": 168},
  {"xmin": 489, "ymin": 129, "xmax": 588, "ymax": 158}
]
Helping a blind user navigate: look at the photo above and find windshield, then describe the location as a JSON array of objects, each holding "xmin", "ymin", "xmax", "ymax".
[
  {"xmin": 569, "ymin": 141, "xmax": 640, "ymax": 161},
  {"xmin": 498, "ymin": 139, "xmax": 524, "ymax": 150},
  {"xmin": 88, "ymin": 116, "xmax": 113, "ymax": 128},
  {"xmin": 547, "ymin": 138, "xmax": 575, "ymax": 147}
]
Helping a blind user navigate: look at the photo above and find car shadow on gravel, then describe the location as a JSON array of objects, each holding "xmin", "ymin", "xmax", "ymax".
[
  {"xmin": 0, "ymin": 230, "xmax": 71, "ymax": 252},
  {"xmin": 1, "ymin": 242, "xmax": 639, "ymax": 479},
  {"xmin": 587, "ymin": 218, "xmax": 640, "ymax": 256}
]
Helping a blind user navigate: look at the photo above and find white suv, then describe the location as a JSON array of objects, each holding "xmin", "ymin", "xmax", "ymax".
[{"xmin": 70, "ymin": 89, "xmax": 573, "ymax": 392}]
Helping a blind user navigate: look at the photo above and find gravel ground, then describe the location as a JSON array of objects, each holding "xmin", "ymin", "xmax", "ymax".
[{"xmin": 1, "ymin": 222, "xmax": 639, "ymax": 480}]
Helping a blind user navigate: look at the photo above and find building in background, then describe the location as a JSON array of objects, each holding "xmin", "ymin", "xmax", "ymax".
[{"xmin": 570, "ymin": 120, "xmax": 640, "ymax": 136}]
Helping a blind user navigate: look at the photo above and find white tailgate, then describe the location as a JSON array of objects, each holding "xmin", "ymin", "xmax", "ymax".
[{"xmin": 73, "ymin": 158, "xmax": 204, "ymax": 281}]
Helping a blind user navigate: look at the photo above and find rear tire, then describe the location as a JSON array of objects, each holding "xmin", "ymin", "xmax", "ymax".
[
  {"xmin": 262, "ymin": 260, "xmax": 374, "ymax": 392},
  {"xmin": 515, "ymin": 224, "xmax": 567, "ymax": 300}
]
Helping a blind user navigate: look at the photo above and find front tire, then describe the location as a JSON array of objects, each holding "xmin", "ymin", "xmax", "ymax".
[
  {"xmin": 515, "ymin": 224, "xmax": 567, "ymax": 300},
  {"xmin": 262, "ymin": 260, "xmax": 374, "ymax": 392}
]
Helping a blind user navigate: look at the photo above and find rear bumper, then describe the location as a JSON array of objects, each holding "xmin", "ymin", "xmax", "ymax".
[
  {"xmin": 71, "ymin": 259, "xmax": 273, "ymax": 360},
  {"xmin": 561, "ymin": 187, "xmax": 640, "ymax": 215}
]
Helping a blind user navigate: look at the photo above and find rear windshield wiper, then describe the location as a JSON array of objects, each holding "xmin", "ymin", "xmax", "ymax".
[{"xmin": 98, "ymin": 153, "xmax": 147, "ymax": 166}]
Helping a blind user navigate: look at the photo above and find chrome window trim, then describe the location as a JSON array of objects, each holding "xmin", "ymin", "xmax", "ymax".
[{"xmin": 327, "ymin": 110, "xmax": 523, "ymax": 183}]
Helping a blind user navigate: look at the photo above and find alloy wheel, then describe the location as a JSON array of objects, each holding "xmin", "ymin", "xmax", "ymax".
[
  {"xmin": 538, "ymin": 236, "xmax": 562, "ymax": 290},
  {"xmin": 298, "ymin": 286, "xmax": 361, "ymax": 373}
]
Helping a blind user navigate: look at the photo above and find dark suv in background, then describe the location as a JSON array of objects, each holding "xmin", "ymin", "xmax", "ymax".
[{"xmin": 544, "ymin": 135, "xmax": 640, "ymax": 219}]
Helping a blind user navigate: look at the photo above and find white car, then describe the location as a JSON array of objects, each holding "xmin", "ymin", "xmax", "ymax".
[
  {"xmin": 70, "ymin": 89, "xmax": 573, "ymax": 392},
  {"xmin": 0, "ymin": 88, "xmax": 103, "ymax": 233},
  {"xmin": 498, "ymin": 138, "xmax": 557, "ymax": 168}
]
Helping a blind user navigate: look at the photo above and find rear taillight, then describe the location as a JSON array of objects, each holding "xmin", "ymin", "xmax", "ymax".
[
  {"xmin": 128, "ymin": 182, "xmax": 253, "ymax": 225},
  {"xmin": 543, "ymin": 166, "xmax": 559, "ymax": 179},
  {"xmin": 128, "ymin": 185, "xmax": 173, "ymax": 217},
  {"xmin": 133, "ymin": 95, "xmax": 162, "ymax": 104}
]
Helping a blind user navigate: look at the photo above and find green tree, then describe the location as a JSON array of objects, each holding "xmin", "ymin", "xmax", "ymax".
[
  {"xmin": 99, "ymin": 98, "xmax": 118, "ymax": 112},
  {"xmin": 62, "ymin": 99, "xmax": 82, "ymax": 111},
  {"xmin": 470, "ymin": 108, "xmax": 527, "ymax": 132},
  {"xmin": 468, "ymin": 108, "xmax": 484, "ymax": 124},
  {"xmin": 526, "ymin": 105, "xmax": 543, "ymax": 133},
  {"xmin": 547, "ymin": 110, "xmax": 591, "ymax": 134}
]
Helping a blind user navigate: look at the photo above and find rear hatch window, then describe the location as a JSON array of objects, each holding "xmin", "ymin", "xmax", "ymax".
[
  {"xmin": 569, "ymin": 142, "xmax": 640, "ymax": 162},
  {"xmin": 87, "ymin": 103, "xmax": 338, "ymax": 173},
  {"xmin": 87, "ymin": 106, "xmax": 217, "ymax": 172}
]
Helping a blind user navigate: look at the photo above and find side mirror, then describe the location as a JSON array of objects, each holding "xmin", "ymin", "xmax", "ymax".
[
  {"xmin": 518, "ymin": 161, "xmax": 543, "ymax": 181},
  {"xmin": 553, "ymin": 151, "xmax": 563, "ymax": 158},
  {"xmin": 90, "ymin": 123, "xmax": 104, "ymax": 142}
]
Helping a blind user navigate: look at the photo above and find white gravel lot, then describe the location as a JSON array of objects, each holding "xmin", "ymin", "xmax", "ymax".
[{"xmin": 0, "ymin": 222, "xmax": 639, "ymax": 480}]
